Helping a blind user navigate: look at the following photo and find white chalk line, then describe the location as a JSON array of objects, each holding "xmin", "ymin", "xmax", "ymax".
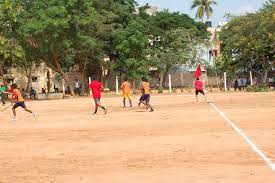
[{"xmin": 209, "ymin": 102, "xmax": 275, "ymax": 171}]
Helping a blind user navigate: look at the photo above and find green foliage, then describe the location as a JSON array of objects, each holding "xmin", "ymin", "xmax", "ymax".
[
  {"xmin": 116, "ymin": 16, "xmax": 149, "ymax": 80},
  {"xmin": 156, "ymin": 86, "xmax": 163, "ymax": 93},
  {"xmin": 247, "ymin": 84, "xmax": 269, "ymax": 92},
  {"xmin": 191, "ymin": 0, "xmax": 217, "ymax": 20},
  {"xmin": 220, "ymin": 0, "xmax": 275, "ymax": 82},
  {"xmin": 0, "ymin": 36, "xmax": 24, "ymax": 62},
  {"xmin": 147, "ymin": 10, "xmax": 209, "ymax": 86},
  {"xmin": 0, "ymin": 0, "xmax": 210, "ymax": 93}
]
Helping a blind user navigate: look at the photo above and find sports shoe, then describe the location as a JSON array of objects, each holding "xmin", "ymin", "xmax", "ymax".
[
  {"xmin": 104, "ymin": 108, "xmax": 108, "ymax": 115},
  {"xmin": 33, "ymin": 112, "xmax": 37, "ymax": 119},
  {"xmin": 149, "ymin": 109, "xmax": 154, "ymax": 112},
  {"xmin": 11, "ymin": 117, "xmax": 16, "ymax": 121}
]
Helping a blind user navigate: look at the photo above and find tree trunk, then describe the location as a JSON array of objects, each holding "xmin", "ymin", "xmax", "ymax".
[
  {"xmin": 24, "ymin": 65, "xmax": 32, "ymax": 92},
  {"xmin": 52, "ymin": 54, "xmax": 75, "ymax": 96},
  {"xmin": 159, "ymin": 72, "xmax": 163, "ymax": 88},
  {"xmin": 162, "ymin": 70, "xmax": 169, "ymax": 88},
  {"xmin": 80, "ymin": 70, "xmax": 86, "ymax": 94},
  {"xmin": 60, "ymin": 69, "xmax": 75, "ymax": 96},
  {"xmin": 263, "ymin": 70, "xmax": 269, "ymax": 84},
  {"xmin": 0, "ymin": 64, "xmax": 4, "ymax": 79},
  {"xmin": 162, "ymin": 66, "xmax": 171, "ymax": 88},
  {"xmin": 133, "ymin": 79, "xmax": 136, "ymax": 90},
  {"xmin": 26, "ymin": 75, "xmax": 32, "ymax": 92},
  {"xmin": 77, "ymin": 58, "xmax": 87, "ymax": 94},
  {"xmin": 103, "ymin": 70, "xmax": 111, "ymax": 89}
]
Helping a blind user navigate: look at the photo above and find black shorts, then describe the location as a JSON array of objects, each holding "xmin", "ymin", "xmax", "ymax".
[
  {"xmin": 140, "ymin": 94, "xmax": 150, "ymax": 103},
  {"xmin": 13, "ymin": 101, "xmax": 26, "ymax": 109},
  {"xmin": 195, "ymin": 90, "xmax": 205, "ymax": 95}
]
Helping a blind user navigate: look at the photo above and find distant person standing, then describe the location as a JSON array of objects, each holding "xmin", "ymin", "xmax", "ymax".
[
  {"xmin": 242, "ymin": 77, "xmax": 247, "ymax": 90},
  {"xmin": 246, "ymin": 77, "xmax": 251, "ymax": 86},
  {"xmin": 21, "ymin": 88, "xmax": 28, "ymax": 99},
  {"xmin": 30, "ymin": 87, "xmax": 37, "ymax": 99},
  {"xmin": 74, "ymin": 79, "xmax": 81, "ymax": 96},
  {"xmin": 121, "ymin": 78, "xmax": 132, "ymax": 107},
  {"xmin": 237, "ymin": 76, "xmax": 242, "ymax": 91},
  {"xmin": 54, "ymin": 85, "xmax": 59, "ymax": 93},
  {"xmin": 0, "ymin": 84, "xmax": 7, "ymax": 105},
  {"xmin": 89, "ymin": 76, "xmax": 107, "ymax": 115},
  {"xmin": 234, "ymin": 79, "xmax": 238, "ymax": 91},
  {"xmin": 269, "ymin": 77, "xmax": 274, "ymax": 89},
  {"xmin": 253, "ymin": 77, "xmax": 258, "ymax": 85}
]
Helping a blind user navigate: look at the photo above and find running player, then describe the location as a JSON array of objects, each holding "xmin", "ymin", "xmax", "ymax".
[
  {"xmin": 89, "ymin": 76, "xmax": 107, "ymax": 115},
  {"xmin": 121, "ymin": 78, "xmax": 132, "ymax": 107},
  {"xmin": 8, "ymin": 83, "xmax": 37, "ymax": 121},
  {"xmin": 138, "ymin": 77, "xmax": 154, "ymax": 112},
  {"xmin": 0, "ymin": 84, "xmax": 7, "ymax": 106},
  {"xmin": 194, "ymin": 77, "xmax": 209, "ymax": 103}
]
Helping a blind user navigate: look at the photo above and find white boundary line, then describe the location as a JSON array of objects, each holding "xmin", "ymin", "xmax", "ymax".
[{"xmin": 209, "ymin": 102, "xmax": 275, "ymax": 171}]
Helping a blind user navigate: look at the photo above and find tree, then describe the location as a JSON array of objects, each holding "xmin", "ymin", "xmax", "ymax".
[
  {"xmin": 148, "ymin": 10, "xmax": 209, "ymax": 87},
  {"xmin": 115, "ymin": 16, "xmax": 150, "ymax": 88},
  {"xmin": 15, "ymin": 0, "xmax": 78, "ymax": 95},
  {"xmin": 220, "ymin": 0, "xmax": 275, "ymax": 83},
  {"xmin": 66, "ymin": 0, "xmax": 103, "ymax": 93},
  {"xmin": 91, "ymin": 0, "xmax": 137, "ymax": 88},
  {"xmin": 191, "ymin": 0, "xmax": 217, "ymax": 21},
  {"xmin": 0, "ymin": 36, "xmax": 24, "ymax": 79},
  {"xmin": 0, "ymin": 0, "xmax": 24, "ymax": 79}
]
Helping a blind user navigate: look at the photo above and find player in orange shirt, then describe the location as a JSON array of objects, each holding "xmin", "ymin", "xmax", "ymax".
[
  {"xmin": 121, "ymin": 78, "xmax": 132, "ymax": 107},
  {"xmin": 7, "ymin": 83, "xmax": 37, "ymax": 121},
  {"xmin": 138, "ymin": 77, "xmax": 154, "ymax": 112}
]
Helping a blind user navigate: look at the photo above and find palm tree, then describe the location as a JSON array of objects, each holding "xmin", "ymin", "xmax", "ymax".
[{"xmin": 191, "ymin": 0, "xmax": 217, "ymax": 21}]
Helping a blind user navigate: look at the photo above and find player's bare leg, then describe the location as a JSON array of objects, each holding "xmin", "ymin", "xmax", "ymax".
[
  {"xmin": 24, "ymin": 107, "xmax": 37, "ymax": 119},
  {"xmin": 93, "ymin": 100, "xmax": 99, "ymax": 114},
  {"xmin": 12, "ymin": 107, "xmax": 17, "ymax": 121},
  {"xmin": 94, "ymin": 100, "xmax": 107, "ymax": 115},
  {"xmin": 203, "ymin": 94, "xmax": 210, "ymax": 103},
  {"xmin": 123, "ymin": 98, "xmax": 126, "ymax": 107},
  {"xmin": 129, "ymin": 99, "xmax": 132, "ymax": 107},
  {"xmin": 139, "ymin": 101, "xmax": 154, "ymax": 112}
]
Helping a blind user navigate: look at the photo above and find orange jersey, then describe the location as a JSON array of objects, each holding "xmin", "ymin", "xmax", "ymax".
[
  {"xmin": 14, "ymin": 89, "xmax": 24, "ymax": 102},
  {"xmin": 141, "ymin": 82, "xmax": 150, "ymax": 94},
  {"xmin": 121, "ymin": 81, "xmax": 131, "ymax": 94}
]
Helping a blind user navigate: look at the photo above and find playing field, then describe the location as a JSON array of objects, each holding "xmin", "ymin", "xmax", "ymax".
[{"xmin": 0, "ymin": 92, "xmax": 274, "ymax": 183}]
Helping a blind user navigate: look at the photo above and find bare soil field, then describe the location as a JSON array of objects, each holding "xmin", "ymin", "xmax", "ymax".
[{"xmin": 0, "ymin": 92, "xmax": 274, "ymax": 183}]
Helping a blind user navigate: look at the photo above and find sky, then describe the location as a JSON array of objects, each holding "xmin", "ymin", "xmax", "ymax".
[{"xmin": 135, "ymin": 0, "xmax": 265, "ymax": 26}]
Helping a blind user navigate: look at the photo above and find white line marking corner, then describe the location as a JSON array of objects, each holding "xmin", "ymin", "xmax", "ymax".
[{"xmin": 209, "ymin": 102, "xmax": 275, "ymax": 171}]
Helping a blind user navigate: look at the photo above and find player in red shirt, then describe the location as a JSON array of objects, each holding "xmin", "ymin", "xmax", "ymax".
[
  {"xmin": 89, "ymin": 76, "xmax": 107, "ymax": 115},
  {"xmin": 194, "ymin": 78, "xmax": 209, "ymax": 103}
]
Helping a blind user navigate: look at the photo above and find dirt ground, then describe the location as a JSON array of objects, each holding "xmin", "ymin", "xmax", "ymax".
[{"xmin": 0, "ymin": 92, "xmax": 274, "ymax": 183}]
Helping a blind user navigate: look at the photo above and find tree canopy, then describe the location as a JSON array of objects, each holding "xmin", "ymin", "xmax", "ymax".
[
  {"xmin": 0, "ymin": 0, "xmax": 209, "ymax": 94},
  {"xmin": 219, "ymin": 0, "xmax": 275, "ymax": 82}
]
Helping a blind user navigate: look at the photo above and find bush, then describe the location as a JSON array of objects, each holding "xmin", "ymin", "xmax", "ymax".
[
  {"xmin": 247, "ymin": 84, "xmax": 268, "ymax": 92},
  {"xmin": 157, "ymin": 86, "xmax": 163, "ymax": 93}
]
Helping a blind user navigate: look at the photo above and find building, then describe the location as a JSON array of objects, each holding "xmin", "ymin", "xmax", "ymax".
[{"xmin": 0, "ymin": 63, "xmax": 80, "ymax": 94}]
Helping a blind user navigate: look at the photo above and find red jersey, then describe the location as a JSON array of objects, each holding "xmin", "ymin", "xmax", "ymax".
[
  {"xmin": 89, "ymin": 80, "xmax": 102, "ymax": 98},
  {"xmin": 195, "ymin": 80, "xmax": 203, "ymax": 90},
  {"xmin": 8, "ymin": 87, "xmax": 16, "ymax": 101}
]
